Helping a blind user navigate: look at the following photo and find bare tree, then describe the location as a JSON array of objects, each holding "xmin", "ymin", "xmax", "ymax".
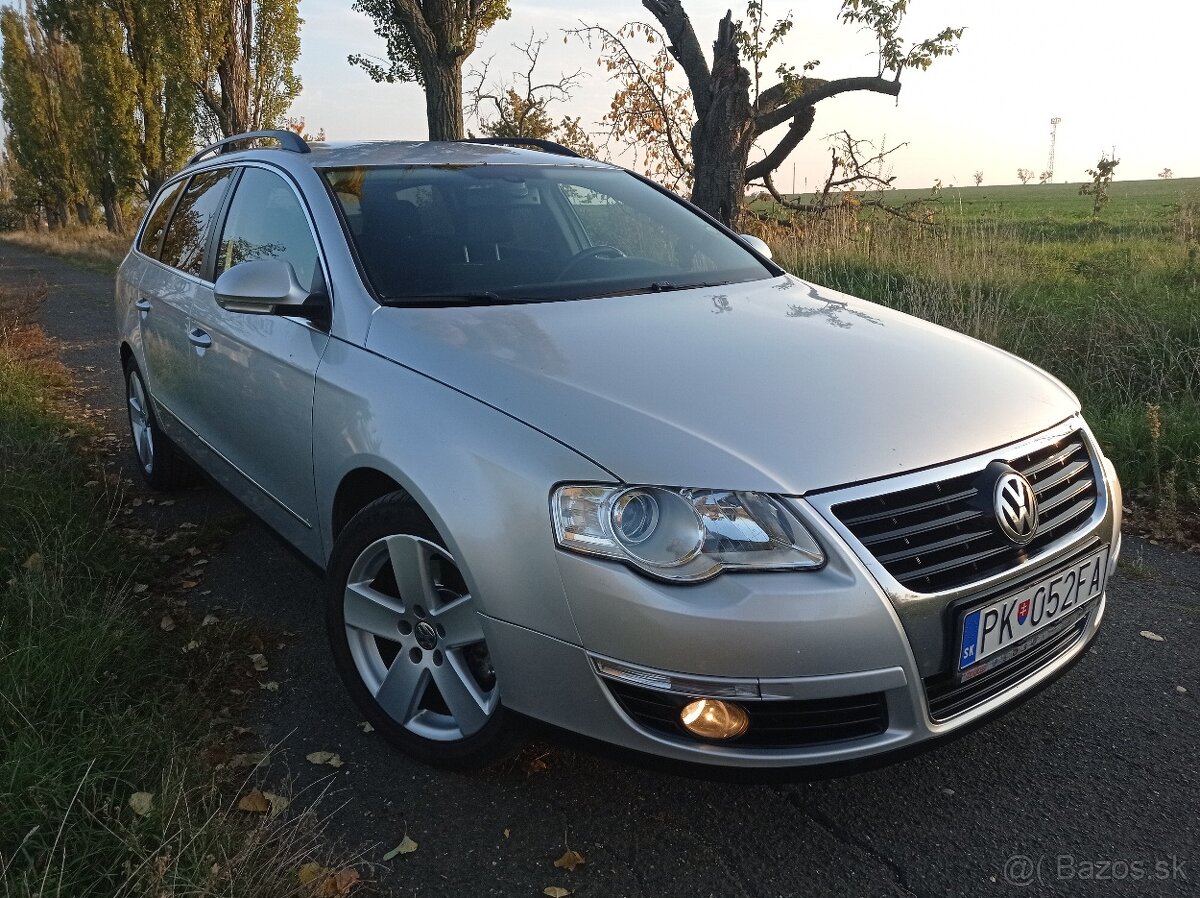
[
  {"xmin": 972, "ymin": 170, "xmax": 983, "ymax": 187},
  {"xmin": 1016, "ymin": 168, "xmax": 1034, "ymax": 185},
  {"xmin": 466, "ymin": 32, "xmax": 596, "ymax": 156},
  {"xmin": 1080, "ymin": 155, "xmax": 1120, "ymax": 221},
  {"xmin": 581, "ymin": 1, "xmax": 962, "ymax": 227},
  {"xmin": 1038, "ymin": 170, "xmax": 1052, "ymax": 185},
  {"xmin": 1159, "ymin": 167, "xmax": 1174, "ymax": 179}
]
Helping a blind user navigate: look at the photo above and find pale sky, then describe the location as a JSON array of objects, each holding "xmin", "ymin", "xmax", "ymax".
[{"xmin": 294, "ymin": 0, "xmax": 1200, "ymax": 187}]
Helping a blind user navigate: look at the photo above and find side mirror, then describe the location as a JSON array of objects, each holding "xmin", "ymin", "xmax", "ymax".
[
  {"xmin": 215, "ymin": 259, "xmax": 321, "ymax": 316},
  {"xmin": 738, "ymin": 233, "xmax": 773, "ymax": 261}
]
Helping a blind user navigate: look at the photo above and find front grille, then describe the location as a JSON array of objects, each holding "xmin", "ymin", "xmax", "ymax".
[
  {"xmin": 832, "ymin": 429, "xmax": 1100, "ymax": 593},
  {"xmin": 924, "ymin": 608, "xmax": 1092, "ymax": 720},
  {"xmin": 606, "ymin": 681, "xmax": 888, "ymax": 748}
]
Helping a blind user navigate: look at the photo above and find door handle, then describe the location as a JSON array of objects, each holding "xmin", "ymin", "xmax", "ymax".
[
  {"xmin": 135, "ymin": 298, "xmax": 152, "ymax": 312},
  {"xmin": 188, "ymin": 328, "xmax": 213, "ymax": 349}
]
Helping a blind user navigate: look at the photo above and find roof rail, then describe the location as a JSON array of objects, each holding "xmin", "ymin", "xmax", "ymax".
[
  {"xmin": 459, "ymin": 137, "xmax": 583, "ymax": 159},
  {"xmin": 188, "ymin": 129, "xmax": 311, "ymax": 166}
]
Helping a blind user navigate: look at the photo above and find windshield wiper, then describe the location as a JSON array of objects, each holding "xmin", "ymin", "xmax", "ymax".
[
  {"xmin": 650, "ymin": 281, "xmax": 729, "ymax": 292},
  {"xmin": 381, "ymin": 292, "xmax": 507, "ymax": 307}
]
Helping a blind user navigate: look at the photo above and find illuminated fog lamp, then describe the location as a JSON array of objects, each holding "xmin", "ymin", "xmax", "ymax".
[{"xmin": 679, "ymin": 698, "xmax": 749, "ymax": 740}]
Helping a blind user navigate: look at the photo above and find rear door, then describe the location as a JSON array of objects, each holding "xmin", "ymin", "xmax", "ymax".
[
  {"xmin": 137, "ymin": 167, "xmax": 235, "ymax": 441},
  {"xmin": 185, "ymin": 164, "xmax": 330, "ymax": 556}
]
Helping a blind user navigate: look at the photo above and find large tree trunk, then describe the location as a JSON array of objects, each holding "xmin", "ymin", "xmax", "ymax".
[
  {"xmin": 422, "ymin": 58, "xmax": 465, "ymax": 140},
  {"xmin": 688, "ymin": 13, "xmax": 754, "ymax": 228}
]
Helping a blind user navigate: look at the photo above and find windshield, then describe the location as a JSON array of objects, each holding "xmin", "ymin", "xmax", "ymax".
[{"xmin": 322, "ymin": 165, "xmax": 773, "ymax": 303}]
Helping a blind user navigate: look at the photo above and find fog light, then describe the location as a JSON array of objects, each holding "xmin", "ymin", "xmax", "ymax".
[{"xmin": 679, "ymin": 699, "xmax": 749, "ymax": 740}]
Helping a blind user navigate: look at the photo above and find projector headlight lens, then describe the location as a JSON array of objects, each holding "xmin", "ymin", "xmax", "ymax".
[{"xmin": 551, "ymin": 485, "xmax": 824, "ymax": 583}]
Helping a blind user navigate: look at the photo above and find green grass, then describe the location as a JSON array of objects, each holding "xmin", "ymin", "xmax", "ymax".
[
  {"xmin": 0, "ymin": 295, "xmax": 343, "ymax": 896},
  {"xmin": 755, "ymin": 178, "xmax": 1200, "ymax": 521}
]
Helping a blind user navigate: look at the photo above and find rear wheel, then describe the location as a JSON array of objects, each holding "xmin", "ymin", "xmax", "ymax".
[
  {"xmin": 124, "ymin": 360, "xmax": 193, "ymax": 491},
  {"xmin": 325, "ymin": 492, "xmax": 513, "ymax": 767}
]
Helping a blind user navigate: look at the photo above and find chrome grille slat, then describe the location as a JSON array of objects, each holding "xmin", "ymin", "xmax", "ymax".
[
  {"xmin": 859, "ymin": 509, "xmax": 986, "ymax": 547},
  {"xmin": 1036, "ymin": 479, "xmax": 1094, "ymax": 516},
  {"xmin": 839, "ymin": 487, "xmax": 978, "ymax": 527},
  {"xmin": 1023, "ymin": 441, "xmax": 1085, "ymax": 479},
  {"xmin": 1032, "ymin": 458, "xmax": 1090, "ymax": 494},
  {"xmin": 832, "ymin": 428, "xmax": 1101, "ymax": 593},
  {"xmin": 875, "ymin": 528, "xmax": 996, "ymax": 565}
]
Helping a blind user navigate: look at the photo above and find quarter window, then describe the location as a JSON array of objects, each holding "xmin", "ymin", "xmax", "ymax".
[
  {"xmin": 160, "ymin": 168, "xmax": 234, "ymax": 277},
  {"xmin": 138, "ymin": 180, "xmax": 184, "ymax": 259},
  {"xmin": 216, "ymin": 167, "xmax": 320, "ymax": 291}
]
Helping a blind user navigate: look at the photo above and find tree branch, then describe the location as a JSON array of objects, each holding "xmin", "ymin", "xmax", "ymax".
[
  {"xmin": 754, "ymin": 75, "xmax": 900, "ymax": 134},
  {"xmin": 744, "ymin": 105, "xmax": 815, "ymax": 182},
  {"xmin": 641, "ymin": 0, "xmax": 712, "ymax": 120}
]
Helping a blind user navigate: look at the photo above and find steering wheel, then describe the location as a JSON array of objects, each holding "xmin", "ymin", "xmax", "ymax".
[{"xmin": 557, "ymin": 244, "xmax": 627, "ymax": 280}]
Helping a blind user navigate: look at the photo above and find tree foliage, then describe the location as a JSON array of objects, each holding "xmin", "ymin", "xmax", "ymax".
[
  {"xmin": 180, "ymin": 0, "xmax": 303, "ymax": 139},
  {"xmin": 350, "ymin": 0, "xmax": 510, "ymax": 140},
  {"xmin": 0, "ymin": 5, "xmax": 88, "ymax": 228},
  {"xmin": 1080, "ymin": 155, "xmax": 1120, "ymax": 221}
]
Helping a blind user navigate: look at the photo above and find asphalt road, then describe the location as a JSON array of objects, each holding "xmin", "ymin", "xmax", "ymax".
[{"xmin": 6, "ymin": 241, "xmax": 1198, "ymax": 897}]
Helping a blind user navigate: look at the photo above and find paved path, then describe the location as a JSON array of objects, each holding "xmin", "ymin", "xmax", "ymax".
[{"xmin": 6, "ymin": 240, "xmax": 1198, "ymax": 897}]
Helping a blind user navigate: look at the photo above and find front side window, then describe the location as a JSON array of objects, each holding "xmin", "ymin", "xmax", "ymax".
[
  {"xmin": 160, "ymin": 167, "xmax": 234, "ymax": 278},
  {"xmin": 138, "ymin": 179, "xmax": 184, "ymax": 258},
  {"xmin": 216, "ymin": 167, "xmax": 320, "ymax": 291},
  {"xmin": 322, "ymin": 165, "xmax": 772, "ymax": 303}
]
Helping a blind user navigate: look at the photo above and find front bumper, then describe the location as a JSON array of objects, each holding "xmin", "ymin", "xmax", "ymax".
[{"xmin": 482, "ymin": 418, "xmax": 1120, "ymax": 770}]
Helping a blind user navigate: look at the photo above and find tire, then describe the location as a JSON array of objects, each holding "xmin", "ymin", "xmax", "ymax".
[
  {"xmin": 325, "ymin": 491, "xmax": 515, "ymax": 767},
  {"xmin": 124, "ymin": 359, "xmax": 194, "ymax": 491}
]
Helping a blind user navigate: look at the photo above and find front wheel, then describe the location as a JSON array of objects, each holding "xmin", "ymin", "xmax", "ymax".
[{"xmin": 325, "ymin": 492, "xmax": 514, "ymax": 767}]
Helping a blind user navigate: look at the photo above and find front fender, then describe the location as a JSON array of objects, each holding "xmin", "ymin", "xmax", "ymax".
[{"xmin": 313, "ymin": 339, "xmax": 613, "ymax": 645}]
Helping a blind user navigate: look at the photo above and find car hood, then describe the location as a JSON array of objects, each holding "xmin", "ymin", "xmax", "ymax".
[{"xmin": 364, "ymin": 275, "xmax": 1078, "ymax": 494}]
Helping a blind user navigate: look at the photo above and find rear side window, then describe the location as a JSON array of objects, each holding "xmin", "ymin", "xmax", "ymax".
[
  {"xmin": 160, "ymin": 168, "xmax": 234, "ymax": 278},
  {"xmin": 216, "ymin": 167, "xmax": 320, "ymax": 291},
  {"xmin": 138, "ymin": 180, "xmax": 184, "ymax": 258}
]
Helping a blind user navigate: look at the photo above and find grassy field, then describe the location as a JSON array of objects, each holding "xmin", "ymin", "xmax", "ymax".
[
  {"xmin": 755, "ymin": 177, "xmax": 1200, "ymax": 535},
  {"xmin": 0, "ymin": 288, "xmax": 347, "ymax": 895}
]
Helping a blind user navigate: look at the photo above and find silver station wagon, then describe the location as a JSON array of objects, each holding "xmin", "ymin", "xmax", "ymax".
[{"xmin": 116, "ymin": 131, "xmax": 1122, "ymax": 771}]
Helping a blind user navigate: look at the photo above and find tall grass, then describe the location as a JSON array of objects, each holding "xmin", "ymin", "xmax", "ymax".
[
  {"xmin": 0, "ymin": 288, "xmax": 348, "ymax": 896},
  {"xmin": 760, "ymin": 191, "xmax": 1200, "ymax": 518}
]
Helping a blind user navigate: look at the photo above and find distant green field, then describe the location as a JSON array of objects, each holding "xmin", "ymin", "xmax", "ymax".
[{"xmin": 757, "ymin": 177, "xmax": 1200, "ymax": 527}]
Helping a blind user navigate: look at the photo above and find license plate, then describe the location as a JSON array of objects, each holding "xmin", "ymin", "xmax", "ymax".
[{"xmin": 957, "ymin": 547, "xmax": 1109, "ymax": 678}]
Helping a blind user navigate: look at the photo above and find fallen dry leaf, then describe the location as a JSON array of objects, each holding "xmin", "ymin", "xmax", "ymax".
[
  {"xmin": 264, "ymin": 791, "xmax": 290, "ymax": 816},
  {"xmin": 129, "ymin": 791, "xmax": 154, "ymax": 817},
  {"xmin": 22, "ymin": 553, "xmax": 44, "ymax": 573},
  {"xmin": 554, "ymin": 849, "xmax": 585, "ymax": 872},
  {"xmin": 1140, "ymin": 630, "xmax": 1166, "ymax": 642},
  {"xmin": 298, "ymin": 862, "xmax": 327, "ymax": 883},
  {"xmin": 160, "ymin": 615, "xmax": 176, "ymax": 632},
  {"xmin": 306, "ymin": 751, "xmax": 344, "ymax": 768},
  {"xmin": 321, "ymin": 868, "xmax": 360, "ymax": 897},
  {"xmin": 179, "ymin": 579, "xmax": 199, "ymax": 590},
  {"xmin": 260, "ymin": 681, "xmax": 280, "ymax": 692},
  {"xmin": 544, "ymin": 888, "xmax": 571, "ymax": 897},
  {"xmin": 228, "ymin": 751, "xmax": 267, "ymax": 769},
  {"xmin": 249, "ymin": 653, "xmax": 269, "ymax": 671},
  {"xmin": 503, "ymin": 828, "xmax": 511, "ymax": 838},
  {"xmin": 201, "ymin": 614, "xmax": 219, "ymax": 627},
  {"xmin": 132, "ymin": 583, "xmax": 149, "ymax": 594},
  {"xmin": 237, "ymin": 788, "xmax": 272, "ymax": 813},
  {"xmin": 357, "ymin": 721, "xmax": 374, "ymax": 734},
  {"xmin": 182, "ymin": 640, "xmax": 200, "ymax": 653},
  {"xmin": 382, "ymin": 835, "xmax": 418, "ymax": 860}
]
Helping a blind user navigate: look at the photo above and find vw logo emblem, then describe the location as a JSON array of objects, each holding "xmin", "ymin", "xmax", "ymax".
[{"xmin": 994, "ymin": 471, "xmax": 1039, "ymax": 545}]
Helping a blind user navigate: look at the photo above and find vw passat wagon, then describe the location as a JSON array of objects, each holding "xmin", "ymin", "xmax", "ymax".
[{"xmin": 116, "ymin": 132, "xmax": 1122, "ymax": 771}]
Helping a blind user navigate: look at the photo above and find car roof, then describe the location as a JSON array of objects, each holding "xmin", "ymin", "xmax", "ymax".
[{"xmin": 191, "ymin": 139, "xmax": 617, "ymax": 173}]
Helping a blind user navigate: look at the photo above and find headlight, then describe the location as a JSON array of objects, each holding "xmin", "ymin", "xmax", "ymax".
[{"xmin": 551, "ymin": 485, "xmax": 824, "ymax": 582}]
